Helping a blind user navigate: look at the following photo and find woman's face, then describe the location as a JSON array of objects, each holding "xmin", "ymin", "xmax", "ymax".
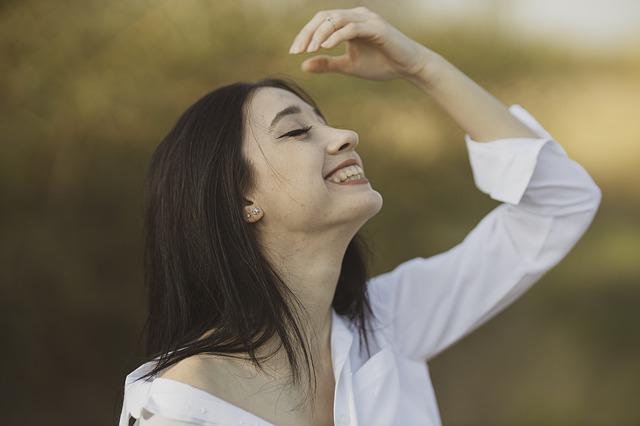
[{"xmin": 242, "ymin": 87, "xmax": 383, "ymax": 236}]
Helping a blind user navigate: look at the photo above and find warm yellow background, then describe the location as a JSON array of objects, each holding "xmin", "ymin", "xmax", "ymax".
[{"xmin": 2, "ymin": 1, "xmax": 638, "ymax": 424}]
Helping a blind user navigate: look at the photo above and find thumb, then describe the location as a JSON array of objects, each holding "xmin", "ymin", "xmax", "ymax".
[{"xmin": 301, "ymin": 54, "xmax": 350, "ymax": 74}]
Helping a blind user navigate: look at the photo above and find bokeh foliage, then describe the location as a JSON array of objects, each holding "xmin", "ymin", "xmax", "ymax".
[{"xmin": 1, "ymin": 1, "xmax": 638, "ymax": 424}]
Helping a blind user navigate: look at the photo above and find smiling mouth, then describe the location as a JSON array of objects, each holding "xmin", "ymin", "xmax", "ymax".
[
  {"xmin": 325, "ymin": 164, "xmax": 366, "ymax": 183},
  {"xmin": 327, "ymin": 175, "xmax": 369, "ymax": 185}
]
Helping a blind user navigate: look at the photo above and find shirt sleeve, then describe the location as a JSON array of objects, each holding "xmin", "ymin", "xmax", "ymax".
[{"xmin": 365, "ymin": 104, "xmax": 602, "ymax": 362}]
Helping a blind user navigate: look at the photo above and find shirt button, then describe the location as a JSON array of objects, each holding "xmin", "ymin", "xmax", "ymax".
[{"xmin": 199, "ymin": 408, "xmax": 207, "ymax": 414}]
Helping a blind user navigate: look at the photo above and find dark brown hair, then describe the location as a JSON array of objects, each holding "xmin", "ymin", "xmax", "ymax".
[{"xmin": 137, "ymin": 75, "xmax": 376, "ymax": 411}]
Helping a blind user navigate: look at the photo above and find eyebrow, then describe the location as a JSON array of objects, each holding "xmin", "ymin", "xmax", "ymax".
[{"xmin": 268, "ymin": 105, "xmax": 327, "ymax": 132}]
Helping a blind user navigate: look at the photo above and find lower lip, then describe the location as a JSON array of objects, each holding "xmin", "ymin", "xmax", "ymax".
[{"xmin": 326, "ymin": 176, "xmax": 370, "ymax": 185}]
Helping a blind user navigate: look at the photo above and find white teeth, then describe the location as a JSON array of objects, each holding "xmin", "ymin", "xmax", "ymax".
[
  {"xmin": 328, "ymin": 164, "xmax": 364, "ymax": 183},
  {"xmin": 327, "ymin": 164, "xmax": 365, "ymax": 183},
  {"xmin": 342, "ymin": 173, "xmax": 364, "ymax": 182}
]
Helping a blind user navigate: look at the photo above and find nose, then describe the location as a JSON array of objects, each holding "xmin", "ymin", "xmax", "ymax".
[{"xmin": 327, "ymin": 129, "xmax": 359, "ymax": 154}]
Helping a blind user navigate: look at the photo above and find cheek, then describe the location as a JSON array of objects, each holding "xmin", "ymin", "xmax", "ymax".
[
  {"xmin": 273, "ymin": 176, "xmax": 332, "ymax": 215},
  {"xmin": 271, "ymin": 155, "xmax": 325, "ymax": 189},
  {"xmin": 289, "ymin": 174, "xmax": 331, "ymax": 201},
  {"xmin": 253, "ymin": 152, "xmax": 327, "ymax": 203}
]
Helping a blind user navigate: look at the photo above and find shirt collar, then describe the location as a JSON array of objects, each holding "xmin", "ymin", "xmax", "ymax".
[
  {"xmin": 330, "ymin": 308, "xmax": 355, "ymax": 385},
  {"xmin": 121, "ymin": 310, "xmax": 356, "ymax": 425}
]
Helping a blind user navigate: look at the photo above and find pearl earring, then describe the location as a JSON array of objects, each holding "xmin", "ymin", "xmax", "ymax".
[{"xmin": 246, "ymin": 207, "xmax": 262, "ymax": 219}]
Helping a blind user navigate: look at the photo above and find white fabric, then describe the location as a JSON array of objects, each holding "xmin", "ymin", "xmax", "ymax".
[{"xmin": 119, "ymin": 104, "xmax": 602, "ymax": 426}]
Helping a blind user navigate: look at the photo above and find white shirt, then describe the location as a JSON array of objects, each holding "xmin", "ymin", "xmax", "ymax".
[{"xmin": 119, "ymin": 104, "xmax": 602, "ymax": 426}]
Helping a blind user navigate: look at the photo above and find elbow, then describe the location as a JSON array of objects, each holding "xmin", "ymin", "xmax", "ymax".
[
  {"xmin": 564, "ymin": 177, "xmax": 603, "ymax": 217},
  {"xmin": 593, "ymin": 184, "xmax": 602, "ymax": 209},
  {"xmin": 571, "ymin": 164, "xmax": 603, "ymax": 215},
  {"xmin": 587, "ymin": 180, "xmax": 603, "ymax": 214},
  {"xmin": 573, "ymin": 181, "xmax": 602, "ymax": 230}
]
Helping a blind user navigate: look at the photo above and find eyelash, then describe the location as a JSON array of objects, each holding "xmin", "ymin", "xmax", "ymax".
[{"xmin": 284, "ymin": 125, "xmax": 312, "ymax": 138}]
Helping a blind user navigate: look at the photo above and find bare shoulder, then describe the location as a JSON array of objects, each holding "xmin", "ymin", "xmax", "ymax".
[
  {"xmin": 158, "ymin": 353, "xmax": 210, "ymax": 383},
  {"xmin": 158, "ymin": 353, "xmax": 256, "ymax": 398},
  {"xmin": 137, "ymin": 408, "xmax": 201, "ymax": 425}
]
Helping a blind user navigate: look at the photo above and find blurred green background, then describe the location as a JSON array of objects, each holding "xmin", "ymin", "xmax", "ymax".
[{"xmin": 2, "ymin": 1, "xmax": 638, "ymax": 424}]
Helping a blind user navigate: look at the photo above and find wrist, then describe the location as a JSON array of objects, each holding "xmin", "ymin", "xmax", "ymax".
[{"xmin": 404, "ymin": 48, "xmax": 448, "ymax": 91}]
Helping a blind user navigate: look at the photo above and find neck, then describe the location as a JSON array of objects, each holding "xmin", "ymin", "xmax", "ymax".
[{"xmin": 249, "ymin": 222, "xmax": 357, "ymax": 375}]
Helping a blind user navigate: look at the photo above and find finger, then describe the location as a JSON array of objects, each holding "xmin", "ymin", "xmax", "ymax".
[
  {"xmin": 289, "ymin": 8, "xmax": 366, "ymax": 54},
  {"xmin": 289, "ymin": 10, "xmax": 336, "ymax": 54},
  {"xmin": 301, "ymin": 54, "xmax": 351, "ymax": 74},
  {"xmin": 318, "ymin": 22, "xmax": 374, "ymax": 50},
  {"xmin": 306, "ymin": 18, "xmax": 339, "ymax": 53},
  {"xmin": 308, "ymin": 11, "xmax": 375, "ymax": 52}
]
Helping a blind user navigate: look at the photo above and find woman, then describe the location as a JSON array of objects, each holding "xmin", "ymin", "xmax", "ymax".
[{"xmin": 120, "ymin": 7, "xmax": 601, "ymax": 426}]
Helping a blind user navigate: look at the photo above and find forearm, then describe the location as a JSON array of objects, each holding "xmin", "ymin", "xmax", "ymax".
[{"xmin": 406, "ymin": 50, "xmax": 539, "ymax": 142}]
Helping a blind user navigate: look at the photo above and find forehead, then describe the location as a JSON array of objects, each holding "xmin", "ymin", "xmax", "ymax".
[{"xmin": 247, "ymin": 87, "xmax": 321, "ymax": 132}]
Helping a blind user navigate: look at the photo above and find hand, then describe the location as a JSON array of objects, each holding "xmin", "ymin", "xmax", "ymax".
[{"xmin": 288, "ymin": 6, "xmax": 439, "ymax": 82}]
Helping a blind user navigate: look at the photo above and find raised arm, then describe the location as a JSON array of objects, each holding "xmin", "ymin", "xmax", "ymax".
[
  {"xmin": 291, "ymin": 6, "xmax": 539, "ymax": 143},
  {"xmin": 365, "ymin": 50, "xmax": 602, "ymax": 362},
  {"xmin": 365, "ymin": 103, "xmax": 601, "ymax": 362},
  {"xmin": 290, "ymin": 6, "xmax": 602, "ymax": 362},
  {"xmin": 405, "ymin": 51, "xmax": 540, "ymax": 142}
]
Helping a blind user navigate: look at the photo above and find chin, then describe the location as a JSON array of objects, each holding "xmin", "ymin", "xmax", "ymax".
[
  {"xmin": 370, "ymin": 192, "xmax": 384, "ymax": 217},
  {"xmin": 368, "ymin": 188, "xmax": 383, "ymax": 210},
  {"xmin": 357, "ymin": 190, "xmax": 384, "ymax": 221}
]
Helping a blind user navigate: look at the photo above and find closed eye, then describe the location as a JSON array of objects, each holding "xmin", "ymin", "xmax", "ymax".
[{"xmin": 279, "ymin": 125, "xmax": 312, "ymax": 139}]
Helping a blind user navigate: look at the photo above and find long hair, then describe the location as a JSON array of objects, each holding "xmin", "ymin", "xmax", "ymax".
[{"xmin": 137, "ymin": 76, "xmax": 376, "ymax": 410}]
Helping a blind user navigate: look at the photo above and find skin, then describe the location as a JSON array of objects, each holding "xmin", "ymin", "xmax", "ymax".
[
  {"xmin": 240, "ymin": 86, "xmax": 384, "ymax": 359},
  {"xmin": 153, "ymin": 5, "xmax": 540, "ymax": 426}
]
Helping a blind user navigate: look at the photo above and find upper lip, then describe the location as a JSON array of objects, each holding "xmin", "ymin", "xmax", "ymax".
[{"xmin": 324, "ymin": 158, "xmax": 362, "ymax": 179}]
